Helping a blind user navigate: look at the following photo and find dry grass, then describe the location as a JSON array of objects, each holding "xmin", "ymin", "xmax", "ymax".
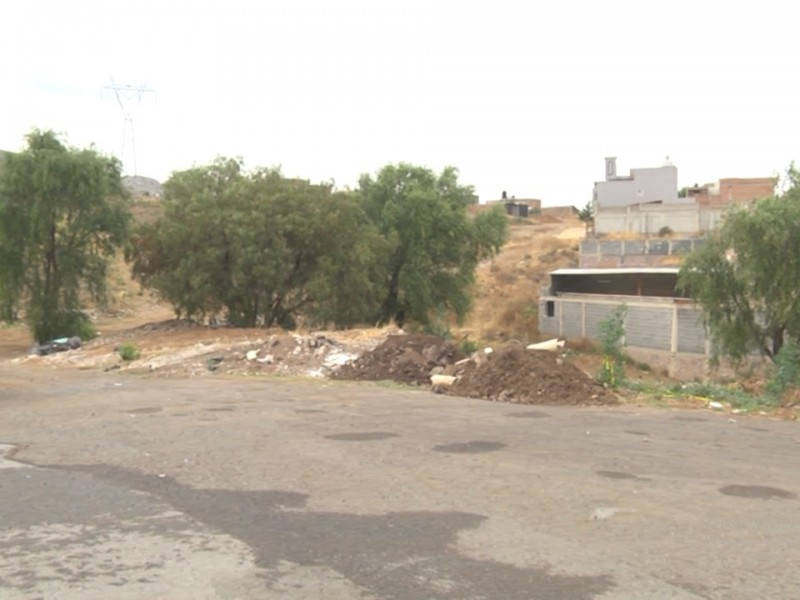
[{"xmin": 454, "ymin": 216, "xmax": 583, "ymax": 344}]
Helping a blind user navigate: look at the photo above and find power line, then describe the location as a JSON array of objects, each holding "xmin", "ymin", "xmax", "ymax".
[{"xmin": 103, "ymin": 79, "xmax": 155, "ymax": 176}]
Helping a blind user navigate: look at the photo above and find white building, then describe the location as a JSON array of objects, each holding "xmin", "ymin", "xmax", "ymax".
[{"xmin": 594, "ymin": 157, "xmax": 679, "ymax": 208}]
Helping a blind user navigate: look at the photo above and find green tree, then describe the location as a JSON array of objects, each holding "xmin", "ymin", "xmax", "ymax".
[
  {"xmin": 128, "ymin": 159, "xmax": 382, "ymax": 328},
  {"xmin": 0, "ymin": 130, "xmax": 130, "ymax": 342},
  {"xmin": 358, "ymin": 163, "xmax": 508, "ymax": 328},
  {"xmin": 677, "ymin": 166, "xmax": 800, "ymax": 362}
]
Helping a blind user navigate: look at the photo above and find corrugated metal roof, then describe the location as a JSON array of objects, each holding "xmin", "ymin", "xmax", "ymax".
[{"xmin": 550, "ymin": 267, "xmax": 680, "ymax": 276}]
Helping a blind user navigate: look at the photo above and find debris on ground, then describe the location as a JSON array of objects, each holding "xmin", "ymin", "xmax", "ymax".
[
  {"xmin": 526, "ymin": 338, "xmax": 565, "ymax": 352},
  {"xmin": 332, "ymin": 334, "xmax": 465, "ymax": 386},
  {"xmin": 30, "ymin": 336, "xmax": 82, "ymax": 356},
  {"xmin": 329, "ymin": 335, "xmax": 611, "ymax": 405},
  {"xmin": 447, "ymin": 346, "xmax": 613, "ymax": 406},
  {"xmin": 12, "ymin": 320, "xmax": 611, "ymax": 407}
]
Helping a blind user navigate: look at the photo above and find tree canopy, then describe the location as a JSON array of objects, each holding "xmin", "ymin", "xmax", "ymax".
[
  {"xmin": 128, "ymin": 159, "xmax": 385, "ymax": 328},
  {"xmin": 130, "ymin": 160, "xmax": 508, "ymax": 331},
  {"xmin": 0, "ymin": 130, "xmax": 130, "ymax": 342},
  {"xmin": 358, "ymin": 163, "xmax": 508, "ymax": 328},
  {"xmin": 677, "ymin": 167, "xmax": 800, "ymax": 362}
]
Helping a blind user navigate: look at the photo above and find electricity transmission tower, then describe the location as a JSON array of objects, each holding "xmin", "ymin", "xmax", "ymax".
[{"xmin": 104, "ymin": 79, "xmax": 155, "ymax": 175}]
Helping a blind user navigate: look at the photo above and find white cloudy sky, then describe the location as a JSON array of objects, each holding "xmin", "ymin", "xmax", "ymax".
[{"xmin": 1, "ymin": 0, "xmax": 797, "ymax": 205}]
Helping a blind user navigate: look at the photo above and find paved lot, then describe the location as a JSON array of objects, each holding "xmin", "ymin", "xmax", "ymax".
[{"xmin": 1, "ymin": 367, "xmax": 799, "ymax": 599}]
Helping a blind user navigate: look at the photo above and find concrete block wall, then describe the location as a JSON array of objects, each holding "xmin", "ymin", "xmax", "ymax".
[
  {"xmin": 594, "ymin": 202, "xmax": 725, "ymax": 236},
  {"xmin": 676, "ymin": 308, "xmax": 707, "ymax": 354},
  {"xmin": 624, "ymin": 305, "xmax": 673, "ymax": 350},
  {"xmin": 560, "ymin": 302, "xmax": 583, "ymax": 338},
  {"xmin": 579, "ymin": 238, "xmax": 705, "ymax": 268},
  {"xmin": 539, "ymin": 296, "xmax": 708, "ymax": 357}
]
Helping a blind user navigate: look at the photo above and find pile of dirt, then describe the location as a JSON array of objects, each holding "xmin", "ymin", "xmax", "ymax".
[
  {"xmin": 448, "ymin": 346, "xmax": 613, "ymax": 406},
  {"xmin": 333, "ymin": 334, "xmax": 465, "ymax": 386},
  {"xmin": 333, "ymin": 336, "xmax": 614, "ymax": 406}
]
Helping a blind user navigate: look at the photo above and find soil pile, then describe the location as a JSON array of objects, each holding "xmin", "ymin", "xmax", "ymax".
[
  {"xmin": 449, "ymin": 346, "xmax": 612, "ymax": 406},
  {"xmin": 333, "ymin": 334, "xmax": 465, "ymax": 386},
  {"xmin": 333, "ymin": 335, "xmax": 613, "ymax": 405}
]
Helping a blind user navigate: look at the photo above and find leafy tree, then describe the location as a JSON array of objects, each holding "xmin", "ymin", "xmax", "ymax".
[
  {"xmin": 357, "ymin": 163, "xmax": 508, "ymax": 328},
  {"xmin": 677, "ymin": 166, "xmax": 800, "ymax": 362},
  {"xmin": 0, "ymin": 130, "xmax": 130, "ymax": 342},
  {"xmin": 128, "ymin": 159, "xmax": 382, "ymax": 328}
]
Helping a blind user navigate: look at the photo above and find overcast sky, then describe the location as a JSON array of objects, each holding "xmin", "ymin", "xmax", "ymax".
[{"xmin": 1, "ymin": 0, "xmax": 797, "ymax": 205}]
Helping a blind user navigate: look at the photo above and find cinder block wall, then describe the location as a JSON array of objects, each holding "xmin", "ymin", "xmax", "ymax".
[
  {"xmin": 539, "ymin": 295, "xmax": 708, "ymax": 357},
  {"xmin": 594, "ymin": 203, "xmax": 725, "ymax": 236},
  {"xmin": 579, "ymin": 238, "xmax": 705, "ymax": 268}
]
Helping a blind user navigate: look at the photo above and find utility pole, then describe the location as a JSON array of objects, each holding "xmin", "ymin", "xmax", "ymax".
[{"xmin": 104, "ymin": 79, "xmax": 155, "ymax": 176}]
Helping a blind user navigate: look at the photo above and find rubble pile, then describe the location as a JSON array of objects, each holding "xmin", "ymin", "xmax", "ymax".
[
  {"xmin": 447, "ymin": 346, "xmax": 612, "ymax": 405},
  {"xmin": 333, "ymin": 335, "xmax": 613, "ymax": 406},
  {"xmin": 333, "ymin": 334, "xmax": 465, "ymax": 386}
]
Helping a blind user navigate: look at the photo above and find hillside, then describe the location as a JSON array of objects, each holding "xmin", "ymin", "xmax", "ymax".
[
  {"xmin": 457, "ymin": 215, "xmax": 583, "ymax": 343},
  {"xmin": 0, "ymin": 205, "xmax": 583, "ymax": 360},
  {"xmin": 122, "ymin": 175, "xmax": 163, "ymax": 197}
]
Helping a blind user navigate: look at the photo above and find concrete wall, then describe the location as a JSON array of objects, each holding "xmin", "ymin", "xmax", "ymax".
[
  {"xmin": 539, "ymin": 294, "xmax": 709, "ymax": 373},
  {"xmin": 579, "ymin": 238, "xmax": 705, "ymax": 267},
  {"xmin": 594, "ymin": 165, "xmax": 678, "ymax": 208},
  {"xmin": 594, "ymin": 201, "xmax": 725, "ymax": 236}
]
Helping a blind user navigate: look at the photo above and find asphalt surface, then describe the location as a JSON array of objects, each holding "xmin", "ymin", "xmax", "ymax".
[{"xmin": 1, "ymin": 367, "xmax": 800, "ymax": 599}]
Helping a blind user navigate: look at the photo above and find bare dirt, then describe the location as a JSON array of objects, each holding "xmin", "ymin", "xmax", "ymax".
[
  {"xmin": 448, "ymin": 346, "xmax": 612, "ymax": 406},
  {"xmin": 333, "ymin": 334, "xmax": 465, "ymax": 386},
  {"xmin": 330, "ymin": 334, "xmax": 612, "ymax": 407}
]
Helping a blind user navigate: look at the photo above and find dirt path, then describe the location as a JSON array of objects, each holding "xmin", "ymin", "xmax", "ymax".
[{"xmin": 2, "ymin": 367, "xmax": 799, "ymax": 599}]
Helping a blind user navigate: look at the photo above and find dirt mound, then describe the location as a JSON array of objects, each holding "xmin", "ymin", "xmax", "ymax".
[
  {"xmin": 130, "ymin": 319, "xmax": 205, "ymax": 333},
  {"xmin": 448, "ymin": 346, "xmax": 613, "ymax": 406},
  {"xmin": 333, "ymin": 334, "xmax": 465, "ymax": 386}
]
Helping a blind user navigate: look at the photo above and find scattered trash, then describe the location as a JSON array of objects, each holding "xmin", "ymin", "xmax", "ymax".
[
  {"xmin": 526, "ymin": 338, "xmax": 566, "ymax": 352},
  {"xmin": 708, "ymin": 401, "xmax": 724, "ymax": 410},
  {"xmin": 591, "ymin": 507, "xmax": 620, "ymax": 521},
  {"xmin": 30, "ymin": 336, "xmax": 82, "ymax": 356},
  {"xmin": 245, "ymin": 350, "xmax": 258, "ymax": 361},
  {"xmin": 431, "ymin": 374, "xmax": 456, "ymax": 387}
]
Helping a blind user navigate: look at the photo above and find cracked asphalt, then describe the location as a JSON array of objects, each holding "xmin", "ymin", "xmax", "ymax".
[{"xmin": 2, "ymin": 367, "xmax": 800, "ymax": 599}]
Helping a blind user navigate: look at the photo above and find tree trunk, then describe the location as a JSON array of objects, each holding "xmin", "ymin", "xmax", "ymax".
[{"xmin": 767, "ymin": 325, "xmax": 785, "ymax": 361}]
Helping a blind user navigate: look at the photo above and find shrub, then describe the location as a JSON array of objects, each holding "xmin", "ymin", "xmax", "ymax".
[
  {"xmin": 766, "ymin": 340, "xmax": 800, "ymax": 401},
  {"xmin": 596, "ymin": 305, "xmax": 627, "ymax": 387},
  {"xmin": 459, "ymin": 336, "xmax": 480, "ymax": 355},
  {"xmin": 118, "ymin": 343, "xmax": 140, "ymax": 362}
]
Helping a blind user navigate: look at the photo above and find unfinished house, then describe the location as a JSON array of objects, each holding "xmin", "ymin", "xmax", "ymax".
[
  {"xmin": 540, "ymin": 158, "xmax": 779, "ymax": 376},
  {"xmin": 538, "ymin": 267, "xmax": 710, "ymax": 376}
]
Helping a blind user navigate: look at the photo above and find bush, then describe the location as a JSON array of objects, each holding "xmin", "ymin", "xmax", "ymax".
[
  {"xmin": 596, "ymin": 305, "xmax": 627, "ymax": 387},
  {"xmin": 658, "ymin": 226, "xmax": 673, "ymax": 237},
  {"xmin": 459, "ymin": 336, "xmax": 480, "ymax": 355},
  {"xmin": 766, "ymin": 340, "xmax": 800, "ymax": 401},
  {"xmin": 117, "ymin": 343, "xmax": 140, "ymax": 362},
  {"xmin": 30, "ymin": 309, "xmax": 96, "ymax": 343}
]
